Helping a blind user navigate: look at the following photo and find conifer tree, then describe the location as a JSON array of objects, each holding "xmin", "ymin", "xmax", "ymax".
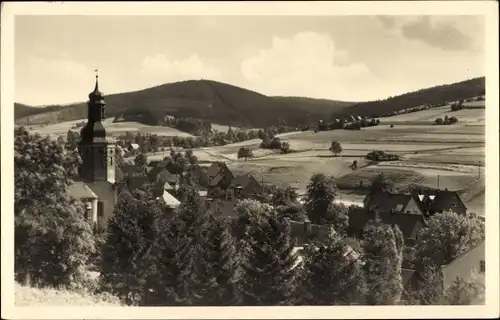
[
  {"xmin": 361, "ymin": 218, "xmax": 403, "ymax": 305},
  {"xmin": 100, "ymin": 191, "xmax": 162, "ymax": 305},
  {"xmin": 150, "ymin": 187, "xmax": 209, "ymax": 306},
  {"xmin": 192, "ymin": 215, "xmax": 239, "ymax": 306},
  {"xmin": 299, "ymin": 233, "xmax": 365, "ymax": 305},
  {"xmin": 237, "ymin": 215, "xmax": 299, "ymax": 306}
]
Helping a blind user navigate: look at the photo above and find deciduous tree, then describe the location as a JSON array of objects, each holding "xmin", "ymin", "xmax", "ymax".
[{"xmin": 415, "ymin": 211, "xmax": 485, "ymax": 266}]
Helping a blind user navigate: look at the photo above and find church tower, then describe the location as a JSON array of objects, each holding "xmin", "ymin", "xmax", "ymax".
[{"xmin": 79, "ymin": 73, "xmax": 116, "ymax": 184}]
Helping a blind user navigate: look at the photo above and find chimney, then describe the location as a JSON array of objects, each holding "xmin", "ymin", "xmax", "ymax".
[{"xmin": 304, "ymin": 220, "xmax": 312, "ymax": 235}]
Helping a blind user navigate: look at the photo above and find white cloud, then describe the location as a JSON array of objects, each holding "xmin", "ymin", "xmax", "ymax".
[
  {"xmin": 240, "ymin": 32, "xmax": 381, "ymax": 101},
  {"xmin": 140, "ymin": 53, "xmax": 222, "ymax": 87}
]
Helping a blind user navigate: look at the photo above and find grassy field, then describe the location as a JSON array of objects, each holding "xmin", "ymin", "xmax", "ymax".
[
  {"xmin": 26, "ymin": 118, "xmax": 194, "ymax": 138},
  {"xmin": 184, "ymin": 106, "xmax": 484, "ymax": 214},
  {"xmin": 378, "ymin": 104, "xmax": 485, "ymax": 125},
  {"xmin": 15, "ymin": 283, "xmax": 122, "ymax": 306}
]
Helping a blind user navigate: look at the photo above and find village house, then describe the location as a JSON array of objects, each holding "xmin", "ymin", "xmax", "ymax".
[
  {"xmin": 363, "ymin": 191, "xmax": 424, "ymax": 215},
  {"xmin": 364, "ymin": 189, "xmax": 468, "ymax": 218},
  {"xmin": 227, "ymin": 174, "xmax": 263, "ymax": 199},
  {"xmin": 400, "ymin": 241, "xmax": 485, "ymax": 302},
  {"xmin": 411, "ymin": 188, "xmax": 468, "ymax": 216},
  {"xmin": 206, "ymin": 162, "xmax": 235, "ymax": 191},
  {"xmin": 348, "ymin": 206, "xmax": 426, "ymax": 246}
]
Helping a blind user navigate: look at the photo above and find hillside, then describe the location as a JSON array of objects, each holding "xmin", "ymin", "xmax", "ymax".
[
  {"xmin": 15, "ymin": 80, "xmax": 356, "ymax": 128},
  {"xmin": 334, "ymin": 77, "xmax": 485, "ymax": 118}
]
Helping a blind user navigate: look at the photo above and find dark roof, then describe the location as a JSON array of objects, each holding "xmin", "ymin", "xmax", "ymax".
[
  {"xmin": 148, "ymin": 160, "xmax": 161, "ymax": 167},
  {"xmin": 116, "ymin": 182, "xmax": 130, "ymax": 195},
  {"xmin": 365, "ymin": 192, "xmax": 418, "ymax": 214},
  {"xmin": 402, "ymin": 269, "xmax": 416, "ymax": 287},
  {"xmin": 210, "ymin": 173, "xmax": 225, "ymax": 187},
  {"xmin": 207, "ymin": 162, "xmax": 229, "ymax": 179},
  {"xmin": 157, "ymin": 169, "xmax": 180, "ymax": 184},
  {"xmin": 230, "ymin": 174, "xmax": 259, "ymax": 189},
  {"xmin": 412, "ymin": 189, "xmax": 467, "ymax": 212},
  {"xmin": 68, "ymin": 181, "xmax": 98, "ymax": 199},
  {"xmin": 126, "ymin": 175, "xmax": 149, "ymax": 192},
  {"xmin": 348, "ymin": 207, "xmax": 426, "ymax": 240}
]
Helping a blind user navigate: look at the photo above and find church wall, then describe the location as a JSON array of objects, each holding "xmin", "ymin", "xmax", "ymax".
[{"xmin": 87, "ymin": 181, "xmax": 117, "ymax": 229}]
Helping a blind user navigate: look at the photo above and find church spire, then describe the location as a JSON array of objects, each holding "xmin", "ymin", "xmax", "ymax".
[{"xmin": 89, "ymin": 69, "xmax": 103, "ymax": 101}]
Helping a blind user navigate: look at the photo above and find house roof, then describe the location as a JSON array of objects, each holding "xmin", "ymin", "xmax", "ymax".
[
  {"xmin": 209, "ymin": 173, "xmax": 225, "ymax": 187},
  {"xmin": 68, "ymin": 181, "xmax": 98, "ymax": 200},
  {"xmin": 402, "ymin": 269, "xmax": 416, "ymax": 287},
  {"xmin": 365, "ymin": 192, "xmax": 419, "ymax": 214},
  {"xmin": 116, "ymin": 182, "xmax": 130, "ymax": 195},
  {"xmin": 126, "ymin": 175, "xmax": 149, "ymax": 192},
  {"xmin": 158, "ymin": 190, "xmax": 181, "ymax": 208},
  {"xmin": 129, "ymin": 143, "xmax": 139, "ymax": 149},
  {"xmin": 412, "ymin": 189, "xmax": 467, "ymax": 213},
  {"xmin": 156, "ymin": 169, "xmax": 180, "ymax": 184},
  {"xmin": 230, "ymin": 174, "xmax": 259, "ymax": 189},
  {"xmin": 207, "ymin": 162, "xmax": 229, "ymax": 178},
  {"xmin": 348, "ymin": 207, "xmax": 426, "ymax": 240}
]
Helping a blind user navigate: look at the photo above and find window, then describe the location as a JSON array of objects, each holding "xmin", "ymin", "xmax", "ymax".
[
  {"xmin": 109, "ymin": 156, "xmax": 113, "ymax": 166},
  {"xmin": 480, "ymin": 260, "xmax": 485, "ymax": 273},
  {"xmin": 97, "ymin": 201, "xmax": 104, "ymax": 218}
]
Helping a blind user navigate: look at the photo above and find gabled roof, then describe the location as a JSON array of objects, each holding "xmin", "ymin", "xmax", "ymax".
[
  {"xmin": 206, "ymin": 162, "xmax": 229, "ymax": 179},
  {"xmin": 348, "ymin": 207, "xmax": 426, "ymax": 240},
  {"xmin": 116, "ymin": 182, "xmax": 131, "ymax": 195},
  {"xmin": 158, "ymin": 190, "xmax": 181, "ymax": 208},
  {"xmin": 365, "ymin": 192, "xmax": 418, "ymax": 214},
  {"xmin": 413, "ymin": 189, "xmax": 467, "ymax": 213},
  {"xmin": 210, "ymin": 173, "xmax": 225, "ymax": 187},
  {"xmin": 157, "ymin": 169, "xmax": 180, "ymax": 184},
  {"xmin": 68, "ymin": 181, "xmax": 98, "ymax": 200},
  {"xmin": 126, "ymin": 175, "xmax": 149, "ymax": 192},
  {"xmin": 402, "ymin": 269, "xmax": 416, "ymax": 287},
  {"xmin": 230, "ymin": 174, "xmax": 260, "ymax": 189}
]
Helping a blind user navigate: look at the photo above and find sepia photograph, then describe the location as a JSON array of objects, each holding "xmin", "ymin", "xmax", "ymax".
[{"xmin": 1, "ymin": 1, "xmax": 498, "ymax": 319}]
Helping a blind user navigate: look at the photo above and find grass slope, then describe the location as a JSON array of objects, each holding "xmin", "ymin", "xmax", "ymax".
[
  {"xmin": 15, "ymin": 80, "xmax": 356, "ymax": 128},
  {"xmin": 15, "ymin": 283, "xmax": 122, "ymax": 306}
]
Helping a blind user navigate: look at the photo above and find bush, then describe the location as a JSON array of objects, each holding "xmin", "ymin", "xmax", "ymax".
[
  {"xmin": 365, "ymin": 150, "xmax": 399, "ymax": 161},
  {"xmin": 435, "ymin": 118, "xmax": 444, "ymax": 125}
]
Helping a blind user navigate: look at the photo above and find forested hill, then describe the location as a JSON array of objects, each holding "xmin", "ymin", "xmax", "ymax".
[
  {"xmin": 15, "ymin": 77, "xmax": 484, "ymax": 127},
  {"xmin": 14, "ymin": 80, "xmax": 355, "ymax": 128},
  {"xmin": 334, "ymin": 77, "xmax": 485, "ymax": 118}
]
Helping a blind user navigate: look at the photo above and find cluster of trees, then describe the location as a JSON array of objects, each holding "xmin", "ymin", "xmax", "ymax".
[
  {"xmin": 435, "ymin": 115, "xmax": 459, "ymax": 125},
  {"xmin": 14, "ymin": 127, "xmax": 486, "ymax": 306},
  {"xmin": 99, "ymin": 180, "xmax": 406, "ymax": 306},
  {"xmin": 312, "ymin": 118, "xmax": 380, "ymax": 133},
  {"xmin": 365, "ymin": 150, "xmax": 400, "ymax": 162},
  {"xmin": 450, "ymin": 100, "xmax": 465, "ymax": 111},
  {"xmin": 163, "ymin": 116, "xmax": 213, "ymax": 136},
  {"xmin": 260, "ymin": 136, "xmax": 292, "ymax": 154}
]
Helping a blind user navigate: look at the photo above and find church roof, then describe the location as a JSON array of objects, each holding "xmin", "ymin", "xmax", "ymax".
[
  {"xmin": 68, "ymin": 181, "xmax": 98, "ymax": 200},
  {"xmin": 88, "ymin": 75, "xmax": 104, "ymax": 101}
]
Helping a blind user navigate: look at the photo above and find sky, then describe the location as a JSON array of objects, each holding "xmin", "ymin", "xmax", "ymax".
[{"xmin": 15, "ymin": 15, "xmax": 485, "ymax": 106}]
